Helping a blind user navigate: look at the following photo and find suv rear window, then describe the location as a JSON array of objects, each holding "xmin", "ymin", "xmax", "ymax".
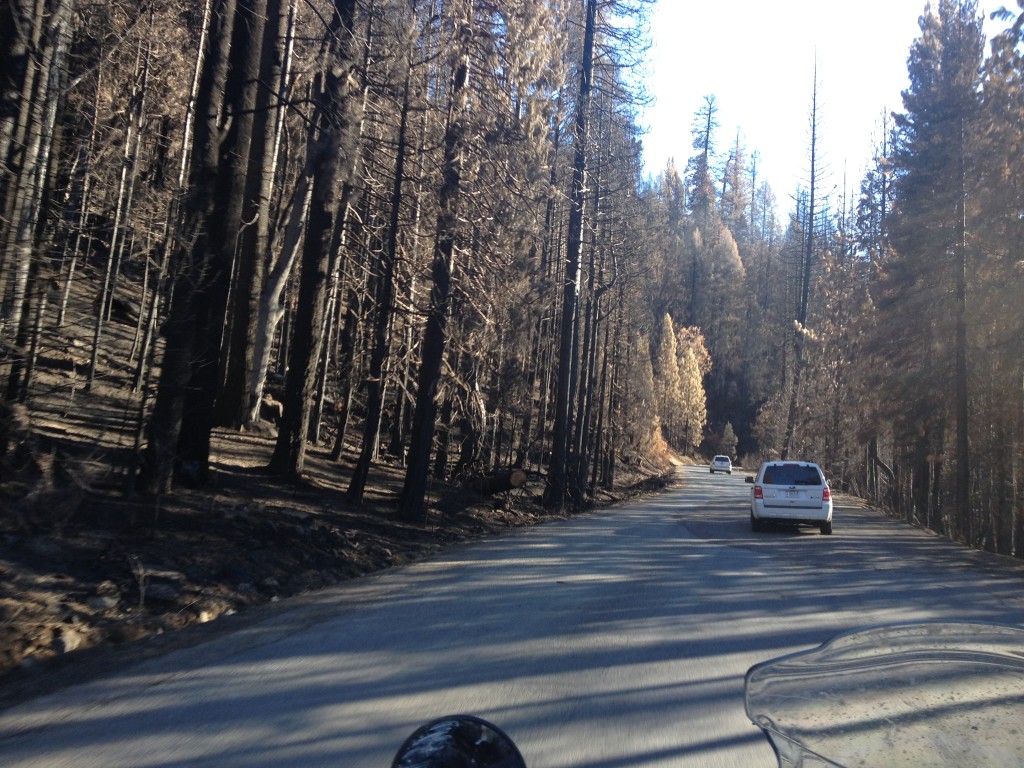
[{"xmin": 762, "ymin": 464, "xmax": 823, "ymax": 486}]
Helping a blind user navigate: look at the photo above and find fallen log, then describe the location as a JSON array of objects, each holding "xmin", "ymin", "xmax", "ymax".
[{"xmin": 468, "ymin": 469, "xmax": 528, "ymax": 496}]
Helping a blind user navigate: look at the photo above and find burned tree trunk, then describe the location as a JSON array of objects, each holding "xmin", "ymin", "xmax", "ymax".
[
  {"xmin": 218, "ymin": 0, "xmax": 289, "ymax": 428},
  {"xmin": 268, "ymin": 0, "xmax": 362, "ymax": 479},
  {"xmin": 545, "ymin": 0, "xmax": 596, "ymax": 510},
  {"xmin": 141, "ymin": 0, "xmax": 237, "ymax": 493},
  {"xmin": 397, "ymin": 11, "xmax": 472, "ymax": 523},
  {"xmin": 347, "ymin": 52, "xmax": 415, "ymax": 505}
]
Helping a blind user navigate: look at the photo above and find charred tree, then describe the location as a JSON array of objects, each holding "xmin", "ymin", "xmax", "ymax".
[
  {"xmin": 268, "ymin": 0, "xmax": 363, "ymax": 479},
  {"xmin": 172, "ymin": 0, "xmax": 270, "ymax": 482},
  {"xmin": 141, "ymin": 0, "xmax": 236, "ymax": 494},
  {"xmin": 2, "ymin": 0, "xmax": 75, "ymax": 397},
  {"xmin": 346, "ymin": 38, "xmax": 416, "ymax": 504},
  {"xmin": 218, "ymin": 0, "xmax": 289, "ymax": 428},
  {"xmin": 397, "ymin": 8, "xmax": 473, "ymax": 523},
  {"xmin": 545, "ymin": 0, "xmax": 596, "ymax": 510},
  {"xmin": 781, "ymin": 63, "xmax": 821, "ymax": 461}
]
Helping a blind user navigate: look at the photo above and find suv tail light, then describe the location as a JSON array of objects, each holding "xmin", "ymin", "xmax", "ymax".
[
  {"xmin": 822, "ymin": 488, "xmax": 832, "ymax": 501},
  {"xmin": 754, "ymin": 486, "xmax": 763, "ymax": 499}
]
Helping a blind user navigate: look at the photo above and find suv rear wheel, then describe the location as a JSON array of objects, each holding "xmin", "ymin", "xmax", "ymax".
[{"xmin": 820, "ymin": 521, "xmax": 833, "ymax": 535}]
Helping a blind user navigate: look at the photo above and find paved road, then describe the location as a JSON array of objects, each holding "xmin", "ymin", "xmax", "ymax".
[{"xmin": 2, "ymin": 466, "xmax": 1023, "ymax": 767}]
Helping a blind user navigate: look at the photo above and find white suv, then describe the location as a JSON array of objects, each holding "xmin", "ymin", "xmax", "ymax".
[
  {"xmin": 746, "ymin": 461, "xmax": 833, "ymax": 534},
  {"xmin": 710, "ymin": 455, "xmax": 732, "ymax": 474}
]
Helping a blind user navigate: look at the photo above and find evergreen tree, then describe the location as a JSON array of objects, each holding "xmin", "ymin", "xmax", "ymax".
[
  {"xmin": 720, "ymin": 131, "xmax": 751, "ymax": 245},
  {"xmin": 676, "ymin": 325, "xmax": 710, "ymax": 452},
  {"xmin": 781, "ymin": 62, "xmax": 828, "ymax": 460},
  {"xmin": 621, "ymin": 330, "xmax": 659, "ymax": 460},
  {"xmin": 652, "ymin": 313, "xmax": 682, "ymax": 444},
  {"xmin": 855, "ymin": 113, "xmax": 894, "ymax": 261},
  {"xmin": 970, "ymin": 2, "xmax": 1024, "ymax": 551},
  {"xmin": 883, "ymin": 0, "xmax": 984, "ymax": 530},
  {"xmin": 686, "ymin": 95, "xmax": 719, "ymax": 221},
  {"xmin": 269, "ymin": 0, "xmax": 363, "ymax": 480},
  {"xmin": 720, "ymin": 422, "xmax": 738, "ymax": 458}
]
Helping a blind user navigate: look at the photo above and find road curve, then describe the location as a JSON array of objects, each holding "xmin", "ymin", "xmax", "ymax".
[{"xmin": 1, "ymin": 466, "xmax": 1023, "ymax": 767}]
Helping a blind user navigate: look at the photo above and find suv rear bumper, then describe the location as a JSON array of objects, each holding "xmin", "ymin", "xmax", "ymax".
[{"xmin": 754, "ymin": 506, "xmax": 831, "ymax": 523}]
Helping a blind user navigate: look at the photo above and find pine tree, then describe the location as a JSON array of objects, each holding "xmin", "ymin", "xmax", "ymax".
[
  {"xmin": 621, "ymin": 330, "xmax": 659, "ymax": 459},
  {"xmin": 686, "ymin": 95, "xmax": 718, "ymax": 220},
  {"xmin": 720, "ymin": 422, "xmax": 738, "ymax": 458},
  {"xmin": 269, "ymin": 0, "xmax": 363, "ymax": 479},
  {"xmin": 971, "ymin": 3, "xmax": 1024, "ymax": 552},
  {"xmin": 652, "ymin": 313, "xmax": 682, "ymax": 444},
  {"xmin": 675, "ymin": 325, "xmax": 710, "ymax": 452},
  {"xmin": 883, "ymin": 0, "xmax": 984, "ymax": 531},
  {"xmin": 855, "ymin": 113, "xmax": 894, "ymax": 261},
  {"xmin": 781, "ymin": 61, "xmax": 828, "ymax": 460},
  {"xmin": 720, "ymin": 131, "xmax": 751, "ymax": 245},
  {"xmin": 676, "ymin": 348, "xmax": 707, "ymax": 452}
]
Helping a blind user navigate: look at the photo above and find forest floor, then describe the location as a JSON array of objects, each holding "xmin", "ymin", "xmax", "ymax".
[{"xmin": 0, "ymin": 289, "xmax": 680, "ymax": 710}]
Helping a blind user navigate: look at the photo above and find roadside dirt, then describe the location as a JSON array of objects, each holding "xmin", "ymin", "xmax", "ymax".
[
  {"xmin": 0, "ymin": 278, "xmax": 680, "ymax": 711},
  {"xmin": 0, "ymin": 373, "xmax": 678, "ymax": 712}
]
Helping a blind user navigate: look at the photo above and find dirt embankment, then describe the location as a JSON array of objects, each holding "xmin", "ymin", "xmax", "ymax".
[
  {"xmin": 0, "ymin": 281, "xmax": 680, "ymax": 709},
  {"xmin": 0, "ymin": 414, "xmax": 679, "ymax": 710}
]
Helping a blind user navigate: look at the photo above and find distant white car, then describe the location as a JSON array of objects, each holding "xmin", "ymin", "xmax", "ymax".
[
  {"xmin": 746, "ymin": 461, "xmax": 833, "ymax": 534},
  {"xmin": 710, "ymin": 455, "xmax": 732, "ymax": 474}
]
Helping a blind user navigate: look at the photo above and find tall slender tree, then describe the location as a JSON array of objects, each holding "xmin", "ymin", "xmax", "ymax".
[
  {"xmin": 397, "ymin": 0, "xmax": 475, "ymax": 521},
  {"xmin": 2, "ymin": 0, "xmax": 76, "ymax": 398},
  {"xmin": 687, "ymin": 94, "xmax": 719, "ymax": 221},
  {"xmin": 781, "ymin": 60, "xmax": 826, "ymax": 460},
  {"xmin": 217, "ymin": 0, "xmax": 290, "ymax": 429},
  {"xmin": 883, "ymin": 0, "xmax": 984, "ymax": 530},
  {"xmin": 175, "ymin": 0, "xmax": 271, "ymax": 479},
  {"xmin": 544, "ymin": 0, "xmax": 597, "ymax": 509},
  {"xmin": 269, "ymin": 0, "xmax": 363, "ymax": 479},
  {"xmin": 142, "ymin": 0, "xmax": 238, "ymax": 493},
  {"xmin": 348, "ymin": 8, "xmax": 419, "ymax": 505}
]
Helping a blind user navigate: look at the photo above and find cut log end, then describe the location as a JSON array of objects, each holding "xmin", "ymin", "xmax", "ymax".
[{"xmin": 469, "ymin": 469, "xmax": 529, "ymax": 496}]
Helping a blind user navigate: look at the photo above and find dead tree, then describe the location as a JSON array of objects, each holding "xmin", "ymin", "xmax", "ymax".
[{"xmin": 268, "ymin": 0, "xmax": 363, "ymax": 479}]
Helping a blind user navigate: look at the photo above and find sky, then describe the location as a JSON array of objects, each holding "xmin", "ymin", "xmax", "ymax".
[{"xmin": 639, "ymin": 0, "xmax": 999, "ymax": 211}]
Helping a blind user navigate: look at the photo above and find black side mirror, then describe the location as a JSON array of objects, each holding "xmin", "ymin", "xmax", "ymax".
[
  {"xmin": 392, "ymin": 715, "xmax": 526, "ymax": 768},
  {"xmin": 744, "ymin": 476, "xmax": 754, "ymax": 483}
]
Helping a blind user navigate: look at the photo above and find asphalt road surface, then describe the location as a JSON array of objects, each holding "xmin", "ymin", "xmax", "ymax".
[{"xmin": 2, "ymin": 466, "xmax": 1023, "ymax": 767}]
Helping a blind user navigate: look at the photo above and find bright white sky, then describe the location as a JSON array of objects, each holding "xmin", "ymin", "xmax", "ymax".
[{"xmin": 639, "ymin": 0, "xmax": 999, "ymax": 212}]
